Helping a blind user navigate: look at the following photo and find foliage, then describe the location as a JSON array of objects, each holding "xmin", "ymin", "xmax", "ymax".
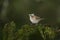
[
  {"xmin": 15, "ymin": 25, "xmax": 37, "ymax": 40},
  {"xmin": 2, "ymin": 21, "xmax": 16, "ymax": 40},
  {"xmin": 2, "ymin": 21, "xmax": 58, "ymax": 40},
  {"xmin": 38, "ymin": 25, "xmax": 56, "ymax": 40}
]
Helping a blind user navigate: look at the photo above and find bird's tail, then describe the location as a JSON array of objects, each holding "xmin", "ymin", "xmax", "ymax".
[{"xmin": 40, "ymin": 18, "xmax": 44, "ymax": 21}]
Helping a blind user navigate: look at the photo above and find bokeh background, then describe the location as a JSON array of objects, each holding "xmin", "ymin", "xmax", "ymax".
[{"xmin": 0, "ymin": 0, "xmax": 60, "ymax": 40}]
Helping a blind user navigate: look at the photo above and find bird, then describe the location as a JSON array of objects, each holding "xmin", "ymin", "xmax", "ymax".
[{"xmin": 29, "ymin": 13, "xmax": 44, "ymax": 25}]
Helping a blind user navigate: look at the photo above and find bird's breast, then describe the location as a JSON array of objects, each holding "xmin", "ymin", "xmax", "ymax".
[{"xmin": 30, "ymin": 17, "xmax": 40, "ymax": 23}]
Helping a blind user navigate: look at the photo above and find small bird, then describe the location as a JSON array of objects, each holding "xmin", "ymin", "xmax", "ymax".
[{"xmin": 29, "ymin": 14, "xmax": 44, "ymax": 25}]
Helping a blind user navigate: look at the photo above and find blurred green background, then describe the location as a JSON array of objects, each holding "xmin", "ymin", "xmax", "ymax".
[
  {"xmin": 0, "ymin": 0, "xmax": 60, "ymax": 26},
  {"xmin": 0, "ymin": 0, "xmax": 60, "ymax": 40}
]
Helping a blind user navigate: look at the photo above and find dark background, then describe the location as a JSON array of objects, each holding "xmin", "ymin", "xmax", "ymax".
[
  {"xmin": 0, "ymin": 0, "xmax": 60, "ymax": 26},
  {"xmin": 0, "ymin": 0, "xmax": 60, "ymax": 40}
]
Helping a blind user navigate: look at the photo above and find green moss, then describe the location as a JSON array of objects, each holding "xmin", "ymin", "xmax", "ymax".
[{"xmin": 2, "ymin": 21, "xmax": 57, "ymax": 40}]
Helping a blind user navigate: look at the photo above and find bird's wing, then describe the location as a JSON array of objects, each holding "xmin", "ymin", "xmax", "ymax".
[{"xmin": 35, "ymin": 16, "xmax": 40, "ymax": 19}]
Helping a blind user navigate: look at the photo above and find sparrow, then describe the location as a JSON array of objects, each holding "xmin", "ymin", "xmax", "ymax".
[{"xmin": 29, "ymin": 14, "xmax": 44, "ymax": 25}]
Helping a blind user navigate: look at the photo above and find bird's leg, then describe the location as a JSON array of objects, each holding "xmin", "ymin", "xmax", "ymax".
[
  {"xmin": 35, "ymin": 23, "xmax": 38, "ymax": 26},
  {"xmin": 31, "ymin": 23, "xmax": 33, "ymax": 25},
  {"xmin": 29, "ymin": 22, "xmax": 32, "ymax": 25}
]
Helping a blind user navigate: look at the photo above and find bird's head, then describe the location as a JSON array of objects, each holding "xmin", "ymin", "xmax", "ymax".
[{"xmin": 29, "ymin": 14, "xmax": 34, "ymax": 17}]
